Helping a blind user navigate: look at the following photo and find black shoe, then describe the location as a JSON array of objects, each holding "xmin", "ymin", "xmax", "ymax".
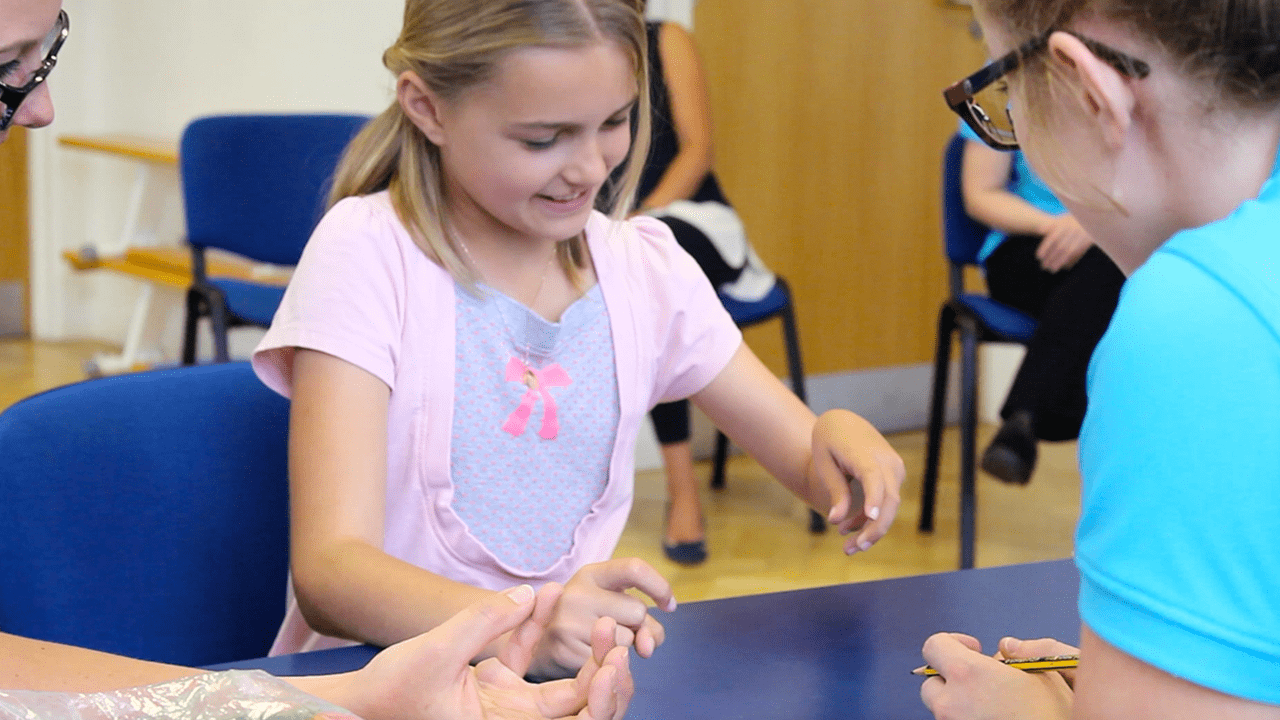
[
  {"xmin": 981, "ymin": 411, "xmax": 1037, "ymax": 485},
  {"xmin": 663, "ymin": 540, "xmax": 708, "ymax": 566}
]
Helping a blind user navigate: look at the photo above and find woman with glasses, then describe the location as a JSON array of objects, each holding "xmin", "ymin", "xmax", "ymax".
[
  {"xmin": 0, "ymin": 0, "xmax": 62, "ymax": 140},
  {"xmin": 958, "ymin": 123, "xmax": 1125, "ymax": 486},
  {"xmin": 920, "ymin": 0, "xmax": 1280, "ymax": 719},
  {"xmin": 0, "ymin": 2, "xmax": 634, "ymax": 717}
]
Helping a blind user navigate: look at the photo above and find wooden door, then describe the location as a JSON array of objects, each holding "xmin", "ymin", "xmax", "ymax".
[
  {"xmin": 0, "ymin": 126, "xmax": 29, "ymax": 337},
  {"xmin": 695, "ymin": 1, "xmax": 984, "ymax": 375}
]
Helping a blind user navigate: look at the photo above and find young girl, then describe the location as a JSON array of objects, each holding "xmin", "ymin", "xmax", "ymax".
[
  {"xmin": 921, "ymin": 0, "xmax": 1280, "ymax": 718},
  {"xmin": 253, "ymin": 0, "xmax": 905, "ymax": 679}
]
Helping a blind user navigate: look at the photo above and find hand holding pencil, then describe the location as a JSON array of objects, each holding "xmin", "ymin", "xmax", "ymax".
[{"xmin": 918, "ymin": 633, "xmax": 1077, "ymax": 720}]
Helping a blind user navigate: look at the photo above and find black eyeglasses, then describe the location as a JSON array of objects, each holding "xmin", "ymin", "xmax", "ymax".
[
  {"xmin": 943, "ymin": 30, "xmax": 1149, "ymax": 150},
  {"xmin": 0, "ymin": 10, "xmax": 70, "ymax": 132}
]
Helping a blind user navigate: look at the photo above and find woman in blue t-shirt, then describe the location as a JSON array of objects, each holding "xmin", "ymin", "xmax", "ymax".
[{"xmin": 921, "ymin": 0, "xmax": 1280, "ymax": 718}]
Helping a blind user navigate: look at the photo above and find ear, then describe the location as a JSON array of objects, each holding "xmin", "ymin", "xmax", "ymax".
[
  {"xmin": 1046, "ymin": 31, "xmax": 1135, "ymax": 150},
  {"xmin": 397, "ymin": 70, "xmax": 449, "ymax": 146}
]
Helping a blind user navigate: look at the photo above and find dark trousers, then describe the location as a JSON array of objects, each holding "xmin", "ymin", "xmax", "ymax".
[
  {"xmin": 648, "ymin": 215, "xmax": 744, "ymax": 445},
  {"xmin": 984, "ymin": 236, "xmax": 1126, "ymax": 442}
]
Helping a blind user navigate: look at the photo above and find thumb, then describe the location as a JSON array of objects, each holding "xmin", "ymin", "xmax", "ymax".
[
  {"xmin": 997, "ymin": 635, "xmax": 1077, "ymax": 660},
  {"xmin": 435, "ymin": 585, "xmax": 538, "ymax": 669}
]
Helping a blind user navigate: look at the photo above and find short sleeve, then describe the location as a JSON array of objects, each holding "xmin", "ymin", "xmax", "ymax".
[
  {"xmin": 625, "ymin": 215, "xmax": 742, "ymax": 405},
  {"xmin": 1076, "ymin": 250, "xmax": 1280, "ymax": 702},
  {"xmin": 252, "ymin": 196, "xmax": 409, "ymax": 397}
]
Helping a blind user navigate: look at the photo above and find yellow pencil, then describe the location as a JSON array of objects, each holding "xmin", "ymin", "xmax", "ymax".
[{"xmin": 912, "ymin": 654, "xmax": 1079, "ymax": 676}]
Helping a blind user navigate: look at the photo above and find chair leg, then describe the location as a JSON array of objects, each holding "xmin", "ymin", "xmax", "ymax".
[
  {"xmin": 919, "ymin": 305, "xmax": 956, "ymax": 533},
  {"xmin": 181, "ymin": 288, "xmax": 202, "ymax": 366},
  {"xmin": 779, "ymin": 283, "xmax": 807, "ymax": 404},
  {"xmin": 776, "ymin": 283, "xmax": 824, "ymax": 533},
  {"xmin": 959, "ymin": 324, "xmax": 979, "ymax": 570},
  {"xmin": 207, "ymin": 289, "xmax": 232, "ymax": 364},
  {"xmin": 711, "ymin": 431, "xmax": 730, "ymax": 490}
]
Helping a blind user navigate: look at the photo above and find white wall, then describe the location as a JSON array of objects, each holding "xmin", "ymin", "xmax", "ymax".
[{"xmin": 30, "ymin": 0, "xmax": 406, "ymax": 349}]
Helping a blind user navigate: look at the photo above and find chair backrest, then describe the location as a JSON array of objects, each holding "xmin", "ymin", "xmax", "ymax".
[
  {"xmin": 942, "ymin": 133, "xmax": 994, "ymax": 294},
  {"xmin": 180, "ymin": 113, "xmax": 369, "ymax": 266},
  {"xmin": 0, "ymin": 363, "xmax": 291, "ymax": 667}
]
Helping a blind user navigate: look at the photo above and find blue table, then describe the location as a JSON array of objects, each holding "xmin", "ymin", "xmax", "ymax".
[{"xmin": 213, "ymin": 559, "xmax": 1079, "ymax": 720}]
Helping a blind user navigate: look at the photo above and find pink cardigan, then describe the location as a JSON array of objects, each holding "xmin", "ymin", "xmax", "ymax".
[{"xmin": 253, "ymin": 192, "xmax": 741, "ymax": 654}]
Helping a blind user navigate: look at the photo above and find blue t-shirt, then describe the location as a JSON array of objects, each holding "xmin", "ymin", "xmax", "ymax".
[
  {"xmin": 1076, "ymin": 149, "xmax": 1280, "ymax": 702},
  {"xmin": 956, "ymin": 122, "xmax": 1066, "ymax": 263}
]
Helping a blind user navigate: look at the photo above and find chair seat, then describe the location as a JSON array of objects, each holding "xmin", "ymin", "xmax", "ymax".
[
  {"xmin": 719, "ymin": 280, "xmax": 788, "ymax": 326},
  {"xmin": 955, "ymin": 293, "xmax": 1037, "ymax": 343},
  {"xmin": 210, "ymin": 278, "xmax": 288, "ymax": 327}
]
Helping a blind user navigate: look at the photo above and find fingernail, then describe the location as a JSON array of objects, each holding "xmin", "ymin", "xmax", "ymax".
[
  {"xmin": 664, "ymin": 596, "xmax": 677, "ymax": 612},
  {"xmin": 858, "ymin": 539, "xmax": 873, "ymax": 552},
  {"xmin": 845, "ymin": 541, "xmax": 858, "ymax": 555},
  {"xmin": 867, "ymin": 506, "xmax": 880, "ymax": 521},
  {"xmin": 505, "ymin": 584, "xmax": 535, "ymax": 604}
]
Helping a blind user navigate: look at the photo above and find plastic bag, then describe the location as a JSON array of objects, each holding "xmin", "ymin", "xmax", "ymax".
[{"xmin": 0, "ymin": 669, "xmax": 357, "ymax": 720}]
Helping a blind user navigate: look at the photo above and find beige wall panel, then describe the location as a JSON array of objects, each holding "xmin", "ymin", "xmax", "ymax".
[
  {"xmin": 695, "ymin": 1, "xmax": 984, "ymax": 375},
  {"xmin": 0, "ymin": 127, "xmax": 30, "ymax": 335}
]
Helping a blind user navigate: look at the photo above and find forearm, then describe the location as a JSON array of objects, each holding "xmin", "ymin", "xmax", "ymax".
[
  {"xmin": 0, "ymin": 634, "xmax": 199, "ymax": 693},
  {"xmin": 293, "ymin": 538, "xmax": 496, "ymax": 654},
  {"xmin": 694, "ymin": 345, "xmax": 820, "ymax": 507},
  {"xmin": 965, "ymin": 188, "xmax": 1058, "ymax": 237},
  {"xmin": 638, "ymin": 149, "xmax": 712, "ymax": 211}
]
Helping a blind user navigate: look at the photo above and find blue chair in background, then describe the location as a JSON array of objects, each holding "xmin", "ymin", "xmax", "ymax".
[
  {"xmin": 711, "ymin": 276, "xmax": 826, "ymax": 534},
  {"xmin": 918, "ymin": 134, "xmax": 1038, "ymax": 569},
  {"xmin": 180, "ymin": 113, "xmax": 369, "ymax": 364},
  {"xmin": 0, "ymin": 363, "xmax": 291, "ymax": 666}
]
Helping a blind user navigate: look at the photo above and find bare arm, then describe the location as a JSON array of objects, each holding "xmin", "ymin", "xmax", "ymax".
[
  {"xmin": 692, "ymin": 344, "xmax": 903, "ymax": 551},
  {"xmin": 0, "ymin": 634, "xmax": 198, "ymax": 693},
  {"xmin": 288, "ymin": 349, "xmax": 493, "ymax": 651},
  {"xmin": 637, "ymin": 22, "xmax": 715, "ymax": 211},
  {"xmin": 962, "ymin": 139, "xmax": 1093, "ymax": 271},
  {"xmin": 1074, "ymin": 625, "xmax": 1280, "ymax": 720},
  {"xmin": 961, "ymin": 139, "xmax": 1056, "ymax": 236}
]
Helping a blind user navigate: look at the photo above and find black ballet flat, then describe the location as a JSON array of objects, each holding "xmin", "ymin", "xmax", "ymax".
[{"xmin": 663, "ymin": 539, "xmax": 708, "ymax": 566}]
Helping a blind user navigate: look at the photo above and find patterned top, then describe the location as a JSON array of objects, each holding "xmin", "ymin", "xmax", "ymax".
[{"xmin": 451, "ymin": 283, "xmax": 618, "ymax": 571}]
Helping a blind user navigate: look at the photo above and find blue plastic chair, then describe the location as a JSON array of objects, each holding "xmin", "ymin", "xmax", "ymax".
[
  {"xmin": 709, "ymin": 276, "xmax": 825, "ymax": 533},
  {"xmin": 918, "ymin": 134, "xmax": 1038, "ymax": 569},
  {"xmin": 0, "ymin": 363, "xmax": 291, "ymax": 666},
  {"xmin": 180, "ymin": 113, "xmax": 369, "ymax": 364}
]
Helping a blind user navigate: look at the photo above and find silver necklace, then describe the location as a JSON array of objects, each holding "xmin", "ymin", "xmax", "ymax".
[{"xmin": 456, "ymin": 238, "xmax": 556, "ymax": 388}]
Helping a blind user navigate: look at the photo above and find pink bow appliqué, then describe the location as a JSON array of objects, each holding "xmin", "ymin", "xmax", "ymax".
[{"xmin": 502, "ymin": 357, "xmax": 571, "ymax": 439}]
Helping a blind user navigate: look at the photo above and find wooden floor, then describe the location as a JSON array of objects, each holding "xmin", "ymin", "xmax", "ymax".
[{"xmin": 1, "ymin": 338, "xmax": 1080, "ymax": 604}]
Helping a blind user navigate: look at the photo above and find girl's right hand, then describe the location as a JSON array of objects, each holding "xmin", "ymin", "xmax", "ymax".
[{"xmin": 529, "ymin": 558, "xmax": 676, "ymax": 679}]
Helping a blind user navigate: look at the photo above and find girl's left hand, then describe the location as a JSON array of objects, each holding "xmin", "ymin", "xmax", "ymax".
[{"xmin": 809, "ymin": 409, "xmax": 905, "ymax": 554}]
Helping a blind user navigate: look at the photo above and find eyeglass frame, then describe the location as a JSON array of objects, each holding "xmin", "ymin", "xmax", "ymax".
[
  {"xmin": 943, "ymin": 29, "xmax": 1150, "ymax": 151},
  {"xmin": 0, "ymin": 9, "xmax": 70, "ymax": 132}
]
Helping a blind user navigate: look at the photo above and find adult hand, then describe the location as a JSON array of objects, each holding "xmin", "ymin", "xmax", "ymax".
[
  {"xmin": 919, "ymin": 633, "xmax": 1074, "ymax": 720},
  {"xmin": 1036, "ymin": 214, "xmax": 1093, "ymax": 273},
  {"xmin": 342, "ymin": 584, "xmax": 633, "ymax": 720},
  {"xmin": 809, "ymin": 409, "xmax": 905, "ymax": 554},
  {"xmin": 529, "ymin": 559, "xmax": 676, "ymax": 679}
]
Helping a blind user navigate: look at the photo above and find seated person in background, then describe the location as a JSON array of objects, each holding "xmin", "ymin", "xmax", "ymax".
[
  {"xmin": 958, "ymin": 122, "xmax": 1125, "ymax": 484},
  {"xmin": 634, "ymin": 13, "xmax": 779, "ymax": 565}
]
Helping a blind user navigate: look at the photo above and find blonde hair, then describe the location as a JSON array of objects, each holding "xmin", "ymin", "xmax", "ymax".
[{"xmin": 329, "ymin": 0, "xmax": 651, "ymax": 287}]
